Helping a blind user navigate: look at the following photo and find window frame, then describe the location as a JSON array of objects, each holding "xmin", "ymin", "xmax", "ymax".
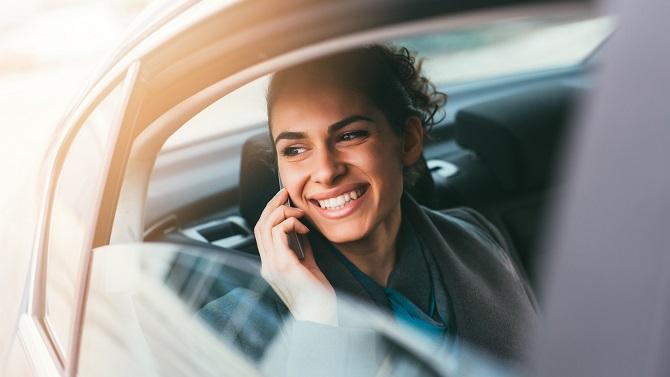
[{"xmin": 28, "ymin": 61, "xmax": 143, "ymax": 376}]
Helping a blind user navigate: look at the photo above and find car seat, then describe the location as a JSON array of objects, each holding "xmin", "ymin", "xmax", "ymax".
[{"xmin": 443, "ymin": 83, "xmax": 582, "ymax": 286}]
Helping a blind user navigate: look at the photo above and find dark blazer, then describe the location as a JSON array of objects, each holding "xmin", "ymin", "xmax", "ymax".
[{"xmin": 199, "ymin": 194, "xmax": 538, "ymax": 368}]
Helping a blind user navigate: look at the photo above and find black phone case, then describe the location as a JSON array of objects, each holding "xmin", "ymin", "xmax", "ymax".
[{"xmin": 278, "ymin": 174, "xmax": 305, "ymax": 260}]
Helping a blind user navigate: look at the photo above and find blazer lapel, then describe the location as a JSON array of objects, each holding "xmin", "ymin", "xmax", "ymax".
[
  {"xmin": 401, "ymin": 195, "xmax": 469, "ymax": 339},
  {"xmin": 308, "ymin": 232, "xmax": 376, "ymax": 306}
]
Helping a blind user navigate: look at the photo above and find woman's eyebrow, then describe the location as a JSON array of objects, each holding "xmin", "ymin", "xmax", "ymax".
[
  {"xmin": 274, "ymin": 131, "xmax": 305, "ymax": 144},
  {"xmin": 273, "ymin": 115, "xmax": 372, "ymax": 144},
  {"xmin": 328, "ymin": 115, "xmax": 373, "ymax": 134}
]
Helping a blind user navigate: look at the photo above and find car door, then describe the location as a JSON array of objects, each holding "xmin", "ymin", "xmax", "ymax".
[{"xmin": 7, "ymin": 64, "xmax": 143, "ymax": 377}]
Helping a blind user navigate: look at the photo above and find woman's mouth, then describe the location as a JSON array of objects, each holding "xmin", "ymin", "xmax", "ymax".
[
  {"xmin": 309, "ymin": 185, "xmax": 369, "ymax": 219},
  {"xmin": 316, "ymin": 187, "xmax": 366, "ymax": 210}
]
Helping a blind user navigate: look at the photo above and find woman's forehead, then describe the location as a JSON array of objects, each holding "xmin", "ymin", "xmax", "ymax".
[{"xmin": 270, "ymin": 83, "xmax": 382, "ymax": 134}]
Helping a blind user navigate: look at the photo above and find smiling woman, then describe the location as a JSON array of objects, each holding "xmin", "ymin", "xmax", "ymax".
[{"xmin": 198, "ymin": 45, "xmax": 538, "ymax": 369}]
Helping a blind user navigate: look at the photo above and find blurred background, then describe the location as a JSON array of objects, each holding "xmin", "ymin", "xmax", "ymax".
[{"xmin": 0, "ymin": 0, "xmax": 152, "ymax": 203}]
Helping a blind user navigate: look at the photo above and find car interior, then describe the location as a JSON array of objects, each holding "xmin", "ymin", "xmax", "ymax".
[
  {"xmin": 107, "ymin": 10, "xmax": 608, "ymax": 321},
  {"xmin": 143, "ymin": 74, "xmax": 591, "ymax": 306},
  {"xmin": 78, "ymin": 7, "xmax": 616, "ymax": 372}
]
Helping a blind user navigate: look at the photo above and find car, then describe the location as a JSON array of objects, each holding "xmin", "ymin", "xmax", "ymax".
[{"xmin": 2, "ymin": 0, "xmax": 670, "ymax": 376}]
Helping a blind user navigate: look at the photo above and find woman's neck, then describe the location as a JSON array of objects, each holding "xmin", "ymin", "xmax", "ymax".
[{"xmin": 333, "ymin": 204, "xmax": 402, "ymax": 287}]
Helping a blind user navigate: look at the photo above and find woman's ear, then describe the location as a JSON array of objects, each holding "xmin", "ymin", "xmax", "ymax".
[{"xmin": 401, "ymin": 116, "xmax": 424, "ymax": 166}]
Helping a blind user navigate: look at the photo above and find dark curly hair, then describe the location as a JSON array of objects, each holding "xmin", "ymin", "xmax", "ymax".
[{"xmin": 266, "ymin": 44, "xmax": 447, "ymax": 187}]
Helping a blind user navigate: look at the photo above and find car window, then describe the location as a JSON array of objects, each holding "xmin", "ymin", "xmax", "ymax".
[
  {"xmin": 79, "ymin": 243, "xmax": 503, "ymax": 377},
  {"xmin": 44, "ymin": 80, "xmax": 126, "ymax": 360},
  {"xmin": 398, "ymin": 15, "xmax": 613, "ymax": 85},
  {"xmin": 138, "ymin": 10, "xmax": 605, "ymax": 377},
  {"xmin": 162, "ymin": 75, "xmax": 270, "ymax": 151}
]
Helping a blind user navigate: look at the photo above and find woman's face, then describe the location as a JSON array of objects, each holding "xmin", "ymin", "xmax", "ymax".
[{"xmin": 270, "ymin": 82, "xmax": 414, "ymax": 244}]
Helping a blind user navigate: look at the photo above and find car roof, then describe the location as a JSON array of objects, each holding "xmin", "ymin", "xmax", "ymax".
[{"xmin": 62, "ymin": 0, "xmax": 576, "ymax": 133}]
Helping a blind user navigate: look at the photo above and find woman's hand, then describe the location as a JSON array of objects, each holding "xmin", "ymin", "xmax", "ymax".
[{"xmin": 255, "ymin": 188, "xmax": 338, "ymax": 326}]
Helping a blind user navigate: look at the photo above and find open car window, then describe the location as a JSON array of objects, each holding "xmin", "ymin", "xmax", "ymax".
[
  {"xmin": 131, "ymin": 6, "xmax": 610, "ymax": 377},
  {"xmin": 146, "ymin": 14, "xmax": 609, "ymax": 262}
]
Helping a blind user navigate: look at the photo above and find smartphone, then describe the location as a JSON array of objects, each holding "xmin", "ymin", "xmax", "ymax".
[{"xmin": 278, "ymin": 173, "xmax": 305, "ymax": 260}]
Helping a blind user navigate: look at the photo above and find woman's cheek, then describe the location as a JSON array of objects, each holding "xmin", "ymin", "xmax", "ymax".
[
  {"xmin": 365, "ymin": 143, "xmax": 404, "ymax": 178},
  {"xmin": 279, "ymin": 163, "xmax": 307, "ymax": 206}
]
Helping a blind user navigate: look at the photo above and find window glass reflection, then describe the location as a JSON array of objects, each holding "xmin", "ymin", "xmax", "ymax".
[
  {"xmin": 80, "ymin": 243, "xmax": 510, "ymax": 377},
  {"xmin": 45, "ymin": 81, "xmax": 124, "ymax": 359}
]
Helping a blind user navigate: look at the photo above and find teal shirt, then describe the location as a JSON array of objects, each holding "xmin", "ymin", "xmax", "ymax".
[{"xmin": 327, "ymin": 219, "xmax": 450, "ymax": 341}]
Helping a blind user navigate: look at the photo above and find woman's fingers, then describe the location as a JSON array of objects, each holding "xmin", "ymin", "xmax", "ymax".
[
  {"xmin": 273, "ymin": 216, "xmax": 310, "ymax": 237},
  {"xmin": 255, "ymin": 189, "xmax": 289, "ymax": 258},
  {"xmin": 266, "ymin": 205, "xmax": 304, "ymax": 229},
  {"xmin": 257, "ymin": 188, "xmax": 289, "ymax": 223},
  {"xmin": 255, "ymin": 188, "xmax": 310, "ymax": 272},
  {"xmin": 261, "ymin": 217, "xmax": 308, "ymax": 278},
  {"xmin": 255, "ymin": 189, "xmax": 303, "ymax": 252},
  {"xmin": 257, "ymin": 205, "xmax": 304, "ymax": 258},
  {"xmin": 270, "ymin": 217, "xmax": 310, "ymax": 259}
]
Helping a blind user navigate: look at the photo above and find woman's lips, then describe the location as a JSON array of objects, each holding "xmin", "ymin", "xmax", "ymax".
[{"xmin": 309, "ymin": 185, "xmax": 369, "ymax": 220}]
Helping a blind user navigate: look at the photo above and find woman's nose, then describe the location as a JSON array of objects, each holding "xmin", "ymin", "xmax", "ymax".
[{"xmin": 310, "ymin": 147, "xmax": 346, "ymax": 185}]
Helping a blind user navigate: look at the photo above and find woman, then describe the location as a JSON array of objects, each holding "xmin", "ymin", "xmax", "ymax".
[{"xmin": 200, "ymin": 45, "xmax": 537, "ymax": 368}]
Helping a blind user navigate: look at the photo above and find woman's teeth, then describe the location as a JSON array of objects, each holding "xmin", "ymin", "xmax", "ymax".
[{"xmin": 317, "ymin": 188, "xmax": 364, "ymax": 210}]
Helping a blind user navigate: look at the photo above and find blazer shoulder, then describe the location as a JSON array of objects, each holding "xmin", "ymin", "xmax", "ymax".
[
  {"xmin": 428, "ymin": 206, "xmax": 540, "ymax": 312},
  {"xmin": 425, "ymin": 206, "xmax": 507, "ymax": 249}
]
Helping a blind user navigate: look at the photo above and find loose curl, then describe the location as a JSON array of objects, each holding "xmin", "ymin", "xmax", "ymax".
[
  {"xmin": 372, "ymin": 45, "xmax": 447, "ymax": 133},
  {"xmin": 267, "ymin": 44, "xmax": 448, "ymax": 187}
]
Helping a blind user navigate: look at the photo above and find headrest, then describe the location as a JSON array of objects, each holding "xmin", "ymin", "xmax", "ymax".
[
  {"xmin": 238, "ymin": 131, "xmax": 436, "ymax": 228},
  {"xmin": 455, "ymin": 84, "xmax": 579, "ymax": 193},
  {"xmin": 239, "ymin": 132, "xmax": 278, "ymax": 228}
]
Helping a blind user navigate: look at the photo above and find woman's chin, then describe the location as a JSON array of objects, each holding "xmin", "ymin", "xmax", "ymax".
[{"xmin": 319, "ymin": 226, "xmax": 368, "ymax": 245}]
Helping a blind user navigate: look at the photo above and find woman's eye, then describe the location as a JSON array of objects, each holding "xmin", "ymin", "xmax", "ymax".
[
  {"xmin": 281, "ymin": 146, "xmax": 306, "ymax": 157},
  {"xmin": 339, "ymin": 130, "xmax": 369, "ymax": 142}
]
